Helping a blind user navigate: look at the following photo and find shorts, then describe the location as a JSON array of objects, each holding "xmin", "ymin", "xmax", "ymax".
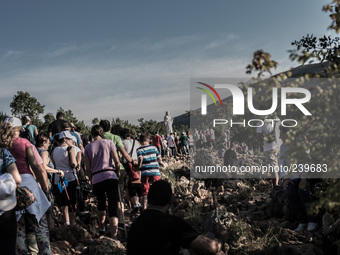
[
  {"xmin": 93, "ymin": 179, "xmax": 118, "ymax": 218},
  {"xmin": 128, "ymin": 182, "xmax": 142, "ymax": 198},
  {"xmin": 141, "ymin": 175, "xmax": 161, "ymax": 196},
  {"xmin": 60, "ymin": 180, "xmax": 77, "ymax": 211}
]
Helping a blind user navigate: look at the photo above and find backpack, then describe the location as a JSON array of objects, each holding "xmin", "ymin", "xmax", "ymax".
[
  {"xmin": 123, "ymin": 139, "xmax": 141, "ymax": 182},
  {"xmin": 20, "ymin": 125, "xmax": 35, "ymax": 145}
]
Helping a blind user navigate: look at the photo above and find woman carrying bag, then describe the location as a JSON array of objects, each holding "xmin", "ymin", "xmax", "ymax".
[
  {"xmin": 52, "ymin": 131, "xmax": 78, "ymax": 226},
  {"xmin": 0, "ymin": 143, "xmax": 21, "ymax": 255},
  {"xmin": 1, "ymin": 117, "xmax": 51, "ymax": 255}
]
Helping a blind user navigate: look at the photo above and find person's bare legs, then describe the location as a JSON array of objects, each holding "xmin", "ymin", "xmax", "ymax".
[
  {"xmin": 62, "ymin": 206, "xmax": 70, "ymax": 225},
  {"xmin": 109, "ymin": 217, "xmax": 118, "ymax": 238},
  {"xmin": 117, "ymin": 201, "xmax": 125, "ymax": 223},
  {"xmin": 130, "ymin": 196, "xmax": 139, "ymax": 207},
  {"xmin": 142, "ymin": 195, "xmax": 148, "ymax": 210},
  {"xmin": 97, "ymin": 210, "xmax": 106, "ymax": 230},
  {"xmin": 69, "ymin": 209, "xmax": 76, "ymax": 225}
]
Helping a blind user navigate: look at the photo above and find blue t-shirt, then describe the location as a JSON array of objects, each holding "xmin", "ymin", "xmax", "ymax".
[
  {"xmin": 0, "ymin": 148, "xmax": 16, "ymax": 215},
  {"xmin": 0, "ymin": 148, "xmax": 16, "ymax": 175},
  {"xmin": 136, "ymin": 145, "xmax": 161, "ymax": 177}
]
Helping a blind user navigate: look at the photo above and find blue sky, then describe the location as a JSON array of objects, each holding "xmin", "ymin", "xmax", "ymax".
[{"xmin": 0, "ymin": 0, "xmax": 334, "ymax": 125}]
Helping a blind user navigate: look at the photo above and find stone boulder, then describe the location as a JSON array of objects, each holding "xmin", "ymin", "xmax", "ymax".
[
  {"xmin": 81, "ymin": 236, "xmax": 126, "ymax": 255},
  {"xmin": 50, "ymin": 225, "xmax": 93, "ymax": 246}
]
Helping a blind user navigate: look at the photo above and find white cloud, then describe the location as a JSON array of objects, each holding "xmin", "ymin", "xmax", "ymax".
[
  {"xmin": 4, "ymin": 50, "xmax": 23, "ymax": 58},
  {"xmin": 0, "ymin": 34, "xmax": 280, "ymax": 125}
]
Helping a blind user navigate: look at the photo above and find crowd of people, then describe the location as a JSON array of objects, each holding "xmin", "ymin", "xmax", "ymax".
[
  {"xmin": 0, "ymin": 112, "xmax": 338, "ymax": 254},
  {"xmin": 0, "ymin": 112, "xmax": 225, "ymax": 255}
]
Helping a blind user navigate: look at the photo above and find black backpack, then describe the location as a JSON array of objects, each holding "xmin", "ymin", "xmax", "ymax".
[{"xmin": 20, "ymin": 124, "xmax": 35, "ymax": 145}]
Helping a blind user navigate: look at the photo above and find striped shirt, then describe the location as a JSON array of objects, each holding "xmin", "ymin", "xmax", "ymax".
[{"xmin": 137, "ymin": 145, "xmax": 161, "ymax": 177}]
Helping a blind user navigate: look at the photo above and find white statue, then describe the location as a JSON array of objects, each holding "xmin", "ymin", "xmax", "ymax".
[{"xmin": 164, "ymin": 111, "xmax": 173, "ymax": 135}]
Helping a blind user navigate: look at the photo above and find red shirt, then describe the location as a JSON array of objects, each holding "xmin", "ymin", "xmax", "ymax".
[
  {"xmin": 10, "ymin": 137, "xmax": 33, "ymax": 175},
  {"xmin": 152, "ymin": 134, "xmax": 162, "ymax": 147}
]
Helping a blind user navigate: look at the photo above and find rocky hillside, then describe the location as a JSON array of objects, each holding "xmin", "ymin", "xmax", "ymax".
[{"xmin": 49, "ymin": 153, "xmax": 325, "ymax": 255}]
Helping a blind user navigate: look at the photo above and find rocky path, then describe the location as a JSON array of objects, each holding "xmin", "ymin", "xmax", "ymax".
[{"xmin": 49, "ymin": 155, "xmax": 325, "ymax": 255}]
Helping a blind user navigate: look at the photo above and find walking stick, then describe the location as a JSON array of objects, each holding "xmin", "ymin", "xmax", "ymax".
[
  {"xmin": 60, "ymin": 179, "xmax": 77, "ymax": 223},
  {"xmin": 118, "ymin": 185, "xmax": 128, "ymax": 239}
]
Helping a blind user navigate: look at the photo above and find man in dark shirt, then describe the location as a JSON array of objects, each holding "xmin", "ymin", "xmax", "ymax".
[
  {"xmin": 224, "ymin": 143, "xmax": 237, "ymax": 166},
  {"xmin": 127, "ymin": 180, "xmax": 224, "ymax": 255},
  {"xmin": 48, "ymin": 112, "xmax": 66, "ymax": 138}
]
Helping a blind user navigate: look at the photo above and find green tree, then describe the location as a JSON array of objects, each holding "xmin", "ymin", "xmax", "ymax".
[
  {"xmin": 138, "ymin": 118, "xmax": 166, "ymax": 135},
  {"xmin": 10, "ymin": 91, "xmax": 45, "ymax": 122},
  {"xmin": 76, "ymin": 120, "xmax": 91, "ymax": 136},
  {"xmin": 244, "ymin": 1, "xmax": 340, "ymax": 216},
  {"xmin": 92, "ymin": 117, "xmax": 99, "ymax": 125},
  {"xmin": 39, "ymin": 113, "xmax": 55, "ymax": 133},
  {"xmin": 0, "ymin": 111, "xmax": 9, "ymax": 124}
]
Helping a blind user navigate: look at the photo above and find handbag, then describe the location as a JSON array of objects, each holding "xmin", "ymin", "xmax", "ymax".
[
  {"xmin": 124, "ymin": 139, "xmax": 141, "ymax": 182},
  {"xmin": 0, "ymin": 148, "xmax": 35, "ymax": 211},
  {"xmin": 15, "ymin": 186, "xmax": 35, "ymax": 211}
]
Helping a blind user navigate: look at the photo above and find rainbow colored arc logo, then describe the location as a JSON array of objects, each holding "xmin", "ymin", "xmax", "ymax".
[{"xmin": 196, "ymin": 82, "xmax": 222, "ymax": 106}]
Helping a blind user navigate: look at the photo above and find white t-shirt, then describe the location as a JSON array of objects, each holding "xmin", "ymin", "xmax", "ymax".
[
  {"xmin": 122, "ymin": 139, "xmax": 140, "ymax": 162},
  {"xmin": 188, "ymin": 134, "xmax": 194, "ymax": 146},
  {"xmin": 210, "ymin": 129, "xmax": 215, "ymax": 140},
  {"xmin": 256, "ymin": 118, "xmax": 282, "ymax": 152},
  {"xmin": 53, "ymin": 146, "xmax": 77, "ymax": 185},
  {"xmin": 162, "ymin": 139, "xmax": 168, "ymax": 148},
  {"xmin": 73, "ymin": 145, "xmax": 81, "ymax": 155},
  {"xmin": 167, "ymin": 135, "xmax": 175, "ymax": 147}
]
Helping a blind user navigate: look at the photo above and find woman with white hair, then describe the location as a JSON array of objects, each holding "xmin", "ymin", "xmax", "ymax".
[
  {"xmin": 52, "ymin": 130, "xmax": 78, "ymax": 226},
  {"xmin": 1, "ymin": 117, "xmax": 51, "ymax": 255}
]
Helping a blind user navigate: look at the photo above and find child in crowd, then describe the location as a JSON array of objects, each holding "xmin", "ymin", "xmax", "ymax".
[{"xmin": 136, "ymin": 133, "xmax": 162, "ymax": 210}]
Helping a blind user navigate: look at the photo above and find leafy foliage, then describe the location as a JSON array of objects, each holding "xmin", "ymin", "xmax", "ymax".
[
  {"xmin": 92, "ymin": 117, "xmax": 99, "ymax": 125},
  {"xmin": 137, "ymin": 118, "xmax": 167, "ymax": 135},
  {"xmin": 0, "ymin": 111, "xmax": 9, "ymax": 124},
  {"xmin": 323, "ymin": 1, "xmax": 340, "ymax": 33},
  {"xmin": 244, "ymin": 1, "xmax": 340, "ymax": 216},
  {"xmin": 39, "ymin": 113, "xmax": 55, "ymax": 133},
  {"xmin": 246, "ymin": 50, "xmax": 278, "ymax": 78},
  {"xmin": 10, "ymin": 91, "xmax": 45, "ymax": 123},
  {"xmin": 289, "ymin": 34, "xmax": 340, "ymax": 64}
]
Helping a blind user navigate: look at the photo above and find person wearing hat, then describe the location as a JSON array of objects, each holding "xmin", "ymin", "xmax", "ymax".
[
  {"xmin": 1, "ymin": 117, "xmax": 51, "ymax": 254},
  {"xmin": 52, "ymin": 130, "xmax": 78, "ymax": 226},
  {"xmin": 63, "ymin": 122, "xmax": 84, "ymax": 154},
  {"xmin": 0, "ymin": 130, "xmax": 21, "ymax": 255}
]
